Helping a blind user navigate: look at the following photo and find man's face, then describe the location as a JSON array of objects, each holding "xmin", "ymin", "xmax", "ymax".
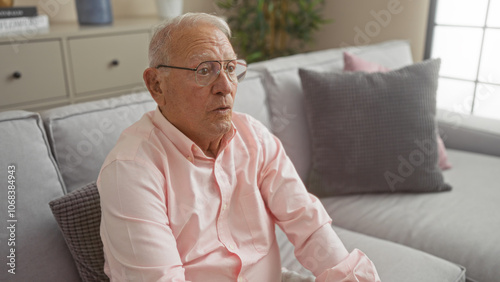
[{"xmin": 157, "ymin": 25, "xmax": 238, "ymax": 142}]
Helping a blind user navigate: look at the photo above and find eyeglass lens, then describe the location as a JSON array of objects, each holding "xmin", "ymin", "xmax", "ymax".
[{"xmin": 195, "ymin": 60, "xmax": 246, "ymax": 86}]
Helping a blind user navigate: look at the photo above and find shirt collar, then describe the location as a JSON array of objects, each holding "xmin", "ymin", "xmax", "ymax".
[{"xmin": 152, "ymin": 107, "xmax": 237, "ymax": 160}]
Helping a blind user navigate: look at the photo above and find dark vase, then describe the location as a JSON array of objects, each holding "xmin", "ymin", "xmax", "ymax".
[{"xmin": 75, "ymin": 0, "xmax": 113, "ymax": 25}]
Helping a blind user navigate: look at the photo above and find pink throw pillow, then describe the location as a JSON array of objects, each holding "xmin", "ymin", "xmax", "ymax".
[
  {"xmin": 437, "ymin": 136, "xmax": 452, "ymax": 170},
  {"xmin": 343, "ymin": 52, "xmax": 390, "ymax": 72},
  {"xmin": 342, "ymin": 52, "xmax": 452, "ymax": 170}
]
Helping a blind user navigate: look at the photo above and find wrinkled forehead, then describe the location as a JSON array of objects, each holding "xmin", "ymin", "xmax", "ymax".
[{"xmin": 170, "ymin": 25, "xmax": 236, "ymax": 65}]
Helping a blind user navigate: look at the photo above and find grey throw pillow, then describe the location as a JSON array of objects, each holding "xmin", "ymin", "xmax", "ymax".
[
  {"xmin": 299, "ymin": 59, "xmax": 451, "ymax": 196},
  {"xmin": 49, "ymin": 182, "xmax": 109, "ymax": 282}
]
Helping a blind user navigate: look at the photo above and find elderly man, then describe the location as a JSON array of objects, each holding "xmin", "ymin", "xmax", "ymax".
[{"xmin": 97, "ymin": 13, "xmax": 380, "ymax": 281}]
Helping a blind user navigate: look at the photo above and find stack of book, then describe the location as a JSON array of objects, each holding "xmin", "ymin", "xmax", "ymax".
[{"xmin": 0, "ymin": 6, "xmax": 49, "ymax": 35}]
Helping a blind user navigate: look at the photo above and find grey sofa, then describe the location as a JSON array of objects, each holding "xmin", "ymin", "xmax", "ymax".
[{"xmin": 1, "ymin": 40, "xmax": 499, "ymax": 282}]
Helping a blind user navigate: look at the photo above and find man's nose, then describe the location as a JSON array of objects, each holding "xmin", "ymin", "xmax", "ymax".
[{"xmin": 212, "ymin": 68, "xmax": 234, "ymax": 94}]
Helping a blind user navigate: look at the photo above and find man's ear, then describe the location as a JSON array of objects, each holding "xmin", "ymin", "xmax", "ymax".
[{"xmin": 143, "ymin": 68, "xmax": 166, "ymax": 106}]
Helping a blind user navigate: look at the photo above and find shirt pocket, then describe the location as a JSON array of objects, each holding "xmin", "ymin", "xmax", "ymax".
[{"xmin": 239, "ymin": 190, "xmax": 275, "ymax": 254}]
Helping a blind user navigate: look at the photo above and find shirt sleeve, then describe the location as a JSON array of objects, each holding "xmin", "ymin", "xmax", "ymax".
[
  {"xmin": 98, "ymin": 159, "xmax": 188, "ymax": 282},
  {"xmin": 315, "ymin": 249, "xmax": 381, "ymax": 282},
  {"xmin": 255, "ymin": 125, "xmax": 380, "ymax": 281}
]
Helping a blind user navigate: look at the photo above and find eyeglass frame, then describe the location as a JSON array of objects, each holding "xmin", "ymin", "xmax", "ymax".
[{"xmin": 155, "ymin": 59, "xmax": 247, "ymax": 86}]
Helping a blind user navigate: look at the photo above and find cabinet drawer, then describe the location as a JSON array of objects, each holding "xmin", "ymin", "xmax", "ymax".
[
  {"xmin": 68, "ymin": 32, "xmax": 149, "ymax": 95},
  {"xmin": 0, "ymin": 40, "xmax": 67, "ymax": 107}
]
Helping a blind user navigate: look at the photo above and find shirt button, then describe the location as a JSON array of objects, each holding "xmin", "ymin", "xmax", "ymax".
[
  {"xmin": 186, "ymin": 156, "xmax": 193, "ymax": 162},
  {"xmin": 229, "ymin": 244, "xmax": 235, "ymax": 251},
  {"xmin": 222, "ymin": 203, "xmax": 227, "ymax": 211},
  {"xmin": 238, "ymin": 276, "xmax": 244, "ymax": 282}
]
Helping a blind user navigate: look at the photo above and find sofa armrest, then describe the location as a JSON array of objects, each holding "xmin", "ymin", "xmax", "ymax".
[{"xmin": 437, "ymin": 109, "xmax": 500, "ymax": 157}]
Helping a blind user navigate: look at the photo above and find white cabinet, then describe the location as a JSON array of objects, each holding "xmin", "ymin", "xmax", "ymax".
[
  {"xmin": 0, "ymin": 40, "xmax": 67, "ymax": 107},
  {"xmin": 0, "ymin": 18, "xmax": 160, "ymax": 111},
  {"xmin": 68, "ymin": 32, "xmax": 149, "ymax": 96}
]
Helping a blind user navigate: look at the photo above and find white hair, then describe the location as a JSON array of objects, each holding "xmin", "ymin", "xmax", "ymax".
[{"xmin": 148, "ymin": 13, "xmax": 232, "ymax": 68}]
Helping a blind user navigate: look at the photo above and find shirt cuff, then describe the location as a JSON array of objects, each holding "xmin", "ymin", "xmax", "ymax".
[{"xmin": 315, "ymin": 249, "xmax": 381, "ymax": 282}]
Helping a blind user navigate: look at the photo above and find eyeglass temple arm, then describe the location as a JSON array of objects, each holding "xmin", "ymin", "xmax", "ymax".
[
  {"xmin": 155, "ymin": 65, "xmax": 197, "ymax": 71},
  {"xmin": 236, "ymin": 61, "xmax": 247, "ymax": 81}
]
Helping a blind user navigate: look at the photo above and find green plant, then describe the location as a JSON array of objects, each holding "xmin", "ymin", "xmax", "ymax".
[{"xmin": 217, "ymin": 0, "xmax": 330, "ymax": 63}]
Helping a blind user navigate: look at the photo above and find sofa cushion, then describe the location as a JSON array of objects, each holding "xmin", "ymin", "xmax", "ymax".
[
  {"xmin": 258, "ymin": 40, "xmax": 414, "ymax": 182},
  {"xmin": 343, "ymin": 51, "xmax": 389, "ymax": 72},
  {"xmin": 276, "ymin": 225, "xmax": 466, "ymax": 282},
  {"xmin": 41, "ymin": 92, "xmax": 156, "ymax": 192},
  {"xmin": 300, "ymin": 59, "xmax": 451, "ymax": 196},
  {"xmin": 343, "ymin": 51, "xmax": 452, "ymax": 171},
  {"xmin": 233, "ymin": 70, "xmax": 271, "ymax": 128},
  {"xmin": 320, "ymin": 149, "xmax": 500, "ymax": 282},
  {"xmin": 49, "ymin": 182, "xmax": 108, "ymax": 282},
  {"xmin": 0, "ymin": 111, "xmax": 80, "ymax": 281}
]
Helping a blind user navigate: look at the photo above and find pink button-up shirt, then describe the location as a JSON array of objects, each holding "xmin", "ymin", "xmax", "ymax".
[{"xmin": 98, "ymin": 108, "xmax": 380, "ymax": 281}]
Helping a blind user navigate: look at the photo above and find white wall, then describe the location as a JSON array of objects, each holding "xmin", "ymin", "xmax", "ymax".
[
  {"xmin": 14, "ymin": 0, "xmax": 428, "ymax": 61},
  {"xmin": 313, "ymin": 0, "xmax": 430, "ymax": 61},
  {"xmin": 14, "ymin": 0, "xmax": 217, "ymax": 22}
]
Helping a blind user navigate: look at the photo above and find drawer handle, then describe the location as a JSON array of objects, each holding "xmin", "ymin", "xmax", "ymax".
[
  {"xmin": 12, "ymin": 72, "xmax": 22, "ymax": 79},
  {"xmin": 111, "ymin": 59, "xmax": 120, "ymax": 66}
]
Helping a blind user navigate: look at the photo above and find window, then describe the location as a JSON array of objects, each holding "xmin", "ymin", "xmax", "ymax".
[{"xmin": 425, "ymin": 0, "xmax": 500, "ymax": 120}]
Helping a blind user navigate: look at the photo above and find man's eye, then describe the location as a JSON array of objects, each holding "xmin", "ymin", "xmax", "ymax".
[
  {"xmin": 197, "ymin": 68, "xmax": 210, "ymax": 76},
  {"xmin": 227, "ymin": 65, "xmax": 236, "ymax": 73}
]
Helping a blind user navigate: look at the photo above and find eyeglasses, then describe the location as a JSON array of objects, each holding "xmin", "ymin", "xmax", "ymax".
[{"xmin": 156, "ymin": 59, "xmax": 247, "ymax": 87}]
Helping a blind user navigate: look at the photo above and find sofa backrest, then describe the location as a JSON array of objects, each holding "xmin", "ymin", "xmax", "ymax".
[
  {"xmin": 250, "ymin": 40, "xmax": 414, "ymax": 182},
  {"xmin": 0, "ymin": 111, "xmax": 80, "ymax": 281},
  {"xmin": 437, "ymin": 108, "xmax": 500, "ymax": 157},
  {"xmin": 233, "ymin": 69, "xmax": 271, "ymax": 128},
  {"xmin": 41, "ymin": 92, "xmax": 156, "ymax": 193}
]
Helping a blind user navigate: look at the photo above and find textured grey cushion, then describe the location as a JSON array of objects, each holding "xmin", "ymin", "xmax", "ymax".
[
  {"xmin": 41, "ymin": 92, "xmax": 156, "ymax": 192},
  {"xmin": 276, "ymin": 225, "xmax": 466, "ymax": 282},
  {"xmin": 300, "ymin": 59, "xmax": 451, "ymax": 196},
  {"xmin": 0, "ymin": 111, "xmax": 80, "ymax": 281},
  {"xmin": 49, "ymin": 182, "xmax": 108, "ymax": 282},
  {"xmin": 258, "ymin": 40, "xmax": 413, "ymax": 182}
]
